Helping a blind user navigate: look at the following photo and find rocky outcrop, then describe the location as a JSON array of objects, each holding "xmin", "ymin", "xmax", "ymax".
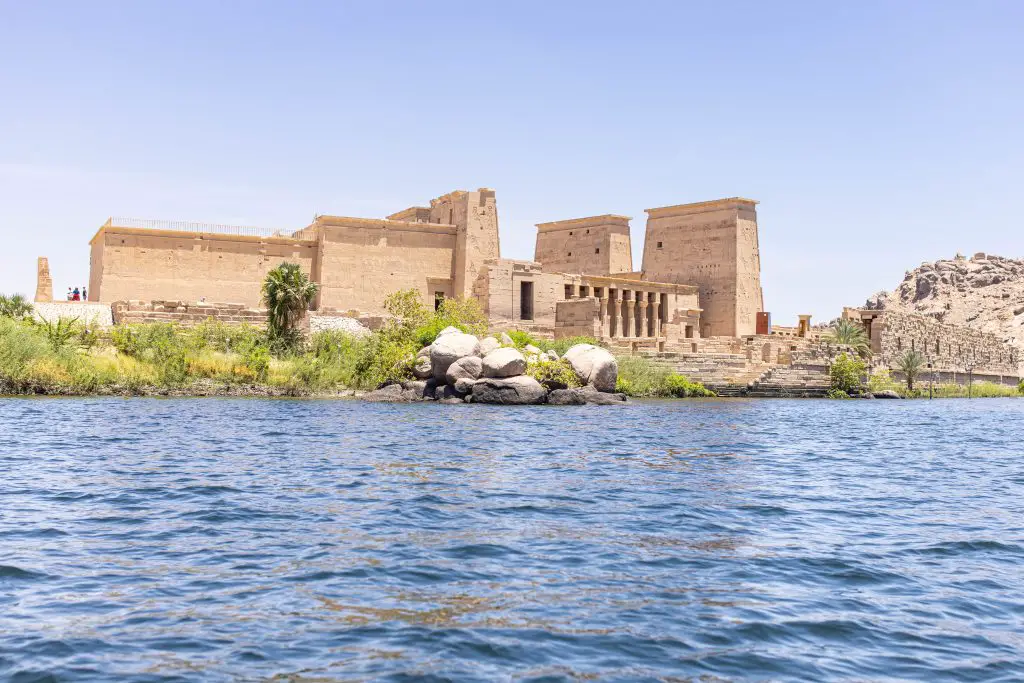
[
  {"xmin": 471, "ymin": 376, "xmax": 547, "ymax": 404},
  {"xmin": 446, "ymin": 356, "xmax": 483, "ymax": 385},
  {"xmin": 564, "ymin": 344, "xmax": 618, "ymax": 392},
  {"xmin": 430, "ymin": 332, "xmax": 481, "ymax": 381},
  {"xmin": 866, "ymin": 253, "xmax": 1024, "ymax": 350},
  {"xmin": 481, "ymin": 348, "xmax": 527, "ymax": 378}
]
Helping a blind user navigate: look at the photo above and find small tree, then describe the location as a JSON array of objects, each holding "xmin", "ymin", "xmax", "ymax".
[
  {"xmin": 830, "ymin": 318, "xmax": 871, "ymax": 357},
  {"xmin": 262, "ymin": 263, "xmax": 319, "ymax": 351},
  {"xmin": 896, "ymin": 349, "xmax": 926, "ymax": 391},
  {"xmin": 0, "ymin": 294, "xmax": 33, "ymax": 320},
  {"xmin": 829, "ymin": 352, "xmax": 865, "ymax": 396}
]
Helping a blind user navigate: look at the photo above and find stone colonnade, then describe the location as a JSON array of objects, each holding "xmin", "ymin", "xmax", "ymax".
[{"xmin": 564, "ymin": 282, "xmax": 668, "ymax": 340}]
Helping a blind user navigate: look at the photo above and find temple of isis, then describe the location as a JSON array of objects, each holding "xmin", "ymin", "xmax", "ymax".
[
  {"xmin": 34, "ymin": 187, "xmax": 1020, "ymax": 394},
  {"xmin": 84, "ymin": 189, "xmax": 763, "ymax": 344}
]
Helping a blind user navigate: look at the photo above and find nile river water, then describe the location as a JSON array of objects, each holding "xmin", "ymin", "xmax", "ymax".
[{"xmin": 1, "ymin": 398, "xmax": 1023, "ymax": 681}]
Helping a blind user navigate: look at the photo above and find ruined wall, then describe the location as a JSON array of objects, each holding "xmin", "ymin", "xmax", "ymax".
[
  {"xmin": 111, "ymin": 300, "xmax": 267, "ymax": 327},
  {"xmin": 33, "ymin": 302, "xmax": 114, "ymax": 328},
  {"xmin": 476, "ymin": 259, "xmax": 564, "ymax": 334},
  {"xmin": 429, "ymin": 189, "xmax": 501, "ymax": 300},
  {"xmin": 555, "ymin": 297, "xmax": 602, "ymax": 339},
  {"xmin": 311, "ymin": 216, "xmax": 457, "ymax": 315},
  {"xmin": 89, "ymin": 227, "xmax": 316, "ymax": 307},
  {"xmin": 871, "ymin": 310, "xmax": 1019, "ymax": 378},
  {"xmin": 641, "ymin": 198, "xmax": 763, "ymax": 338},
  {"xmin": 534, "ymin": 215, "xmax": 633, "ymax": 275}
]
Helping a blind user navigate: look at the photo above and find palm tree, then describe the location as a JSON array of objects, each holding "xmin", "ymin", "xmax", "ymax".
[
  {"xmin": 261, "ymin": 263, "xmax": 319, "ymax": 346},
  {"xmin": 830, "ymin": 318, "xmax": 871, "ymax": 357},
  {"xmin": 0, "ymin": 293, "xmax": 33, "ymax": 320},
  {"xmin": 896, "ymin": 349, "xmax": 926, "ymax": 391}
]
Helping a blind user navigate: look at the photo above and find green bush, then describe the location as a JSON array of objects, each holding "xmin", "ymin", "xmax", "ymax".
[
  {"xmin": 39, "ymin": 317, "xmax": 82, "ymax": 352},
  {"xmin": 615, "ymin": 355, "xmax": 670, "ymax": 397},
  {"xmin": 663, "ymin": 373, "xmax": 715, "ymax": 398},
  {"xmin": 353, "ymin": 334, "xmax": 416, "ymax": 388},
  {"xmin": 867, "ymin": 369, "xmax": 900, "ymax": 395},
  {"xmin": 526, "ymin": 357, "xmax": 582, "ymax": 388},
  {"xmin": 506, "ymin": 330, "xmax": 540, "ymax": 349},
  {"xmin": 1019, "ymin": 379, "xmax": 1024, "ymax": 395},
  {"xmin": 829, "ymin": 353, "xmax": 865, "ymax": 395},
  {"xmin": 0, "ymin": 294, "xmax": 33, "ymax": 320},
  {"xmin": 546, "ymin": 336, "xmax": 601, "ymax": 356},
  {"xmin": 826, "ymin": 388, "xmax": 851, "ymax": 399}
]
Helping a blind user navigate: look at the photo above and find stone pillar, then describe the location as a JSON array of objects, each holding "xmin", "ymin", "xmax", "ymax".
[
  {"xmin": 599, "ymin": 292, "xmax": 610, "ymax": 339},
  {"xmin": 639, "ymin": 298, "xmax": 649, "ymax": 338},
  {"xmin": 624, "ymin": 295, "xmax": 635, "ymax": 338},
  {"xmin": 35, "ymin": 257, "xmax": 53, "ymax": 303},
  {"xmin": 650, "ymin": 295, "xmax": 660, "ymax": 338}
]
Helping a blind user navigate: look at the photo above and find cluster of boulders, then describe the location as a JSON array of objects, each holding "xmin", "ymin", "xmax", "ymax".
[{"xmin": 364, "ymin": 328, "xmax": 625, "ymax": 405}]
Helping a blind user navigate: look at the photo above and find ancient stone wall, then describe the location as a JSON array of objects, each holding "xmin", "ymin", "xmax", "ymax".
[
  {"xmin": 33, "ymin": 302, "xmax": 114, "ymax": 328},
  {"xmin": 310, "ymin": 216, "xmax": 458, "ymax": 316},
  {"xmin": 870, "ymin": 310, "xmax": 1019, "ymax": 378},
  {"xmin": 641, "ymin": 198, "xmax": 763, "ymax": 337},
  {"xmin": 534, "ymin": 215, "xmax": 633, "ymax": 275},
  {"xmin": 89, "ymin": 226, "xmax": 316, "ymax": 307},
  {"xmin": 554, "ymin": 297, "xmax": 601, "ymax": 339},
  {"xmin": 429, "ymin": 189, "xmax": 501, "ymax": 300},
  {"xmin": 111, "ymin": 300, "xmax": 267, "ymax": 327},
  {"xmin": 476, "ymin": 259, "xmax": 564, "ymax": 334}
]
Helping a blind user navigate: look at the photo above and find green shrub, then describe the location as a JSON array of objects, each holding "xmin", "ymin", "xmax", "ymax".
[
  {"xmin": 241, "ymin": 343, "xmax": 271, "ymax": 381},
  {"xmin": 353, "ymin": 335, "xmax": 416, "ymax": 388},
  {"xmin": 867, "ymin": 368, "xmax": 900, "ymax": 395},
  {"xmin": 663, "ymin": 373, "xmax": 715, "ymax": 398},
  {"xmin": 826, "ymin": 388, "xmax": 851, "ymax": 399},
  {"xmin": 526, "ymin": 358, "xmax": 582, "ymax": 388},
  {"xmin": 0, "ymin": 294, "xmax": 33, "ymax": 320},
  {"xmin": 829, "ymin": 353, "xmax": 865, "ymax": 395},
  {"xmin": 39, "ymin": 317, "xmax": 82, "ymax": 352},
  {"xmin": 506, "ymin": 330, "xmax": 541, "ymax": 349},
  {"xmin": 546, "ymin": 336, "xmax": 601, "ymax": 356},
  {"xmin": 1019, "ymin": 379, "xmax": 1024, "ymax": 395},
  {"xmin": 615, "ymin": 355, "xmax": 670, "ymax": 397}
]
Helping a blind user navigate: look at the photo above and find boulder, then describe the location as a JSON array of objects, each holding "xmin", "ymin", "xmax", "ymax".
[
  {"xmin": 500, "ymin": 332, "xmax": 514, "ymax": 346},
  {"xmin": 874, "ymin": 390, "xmax": 903, "ymax": 399},
  {"xmin": 563, "ymin": 343, "xmax": 618, "ymax": 392},
  {"xmin": 436, "ymin": 326, "xmax": 462, "ymax": 338},
  {"xmin": 545, "ymin": 350, "xmax": 559, "ymax": 361},
  {"xmin": 481, "ymin": 347, "xmax": 527, "ymax": 378},
  {"xmin": 433, "ymin": 384, "xmax": 465, "ymax": 402},
  {"xmin": 446, "ymin": 355, "xmax": 483, "ymax": 385},
  {"xmin": 578, "ymin": 386, "xmax": 628, "ymax": 404},
  {"xmin": 453, "ymin": 377, "xmax": 478, "ymax": 394},
  {"xmin": 524, "ymin": 344, "xmax": 542, "ymax": 356},
  {"xmin": 412, "ymin": 354, "xmax": 433, "ymax": 379},
  {"xmin": 548, "ymin": 388, "xmax": 586, "ymax": 405},
  {"xmin": 401, "ymin": 380, "xmax": 432, "ymax": 400},
  {"xmin": 430, "ymin": 332, "xmax": 481, "ymax": 381},
  {"xmin": 472, "ymin": 376, "xmax": 548, "ymax": 404},
  {"xmin": 478, "ymin": 336, "xmax": 501, "ymax": 356},
  {"xmin": 363, "ymin": 384, "xmax": 408, "ymax": 402}
]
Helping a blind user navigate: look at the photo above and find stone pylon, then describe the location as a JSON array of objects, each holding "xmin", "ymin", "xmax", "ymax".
[{"xmin": 35, "ymin": 257, "xmax": 53, "ymax": 302}]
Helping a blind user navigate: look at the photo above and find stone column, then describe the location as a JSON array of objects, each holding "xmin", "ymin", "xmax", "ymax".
[
  {"xmin": 35, "ymin": 257, "xmax": 53, "ymax": 303},
  {"xmin": 650, "ymin": 295, "xmax": 660, "ymax": 337},
  {"xmin": 639, "ymin": 298, "xmax": 649, "ymax": 338},
  {"xmin": 622, "ymin": 292, "xmax": 630, "ymax": 337},
  {"xmin": 599, "ymin": 292, "xmax": 610, "ymax": 339}
]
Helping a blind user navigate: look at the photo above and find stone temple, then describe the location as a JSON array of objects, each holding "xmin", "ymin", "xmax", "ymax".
[
  {"xmin": 83, "ymin": 189, "xmax": 763, "ymax": 346},
  {"xmin": 33, "ymin": 187, "xmax": 1020, "ymax": 393}
]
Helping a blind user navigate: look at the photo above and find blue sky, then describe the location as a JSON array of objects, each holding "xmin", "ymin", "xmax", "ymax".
[{"xmin": 1, "ymin": 1, "xmax": 1022, "ymax": 322}]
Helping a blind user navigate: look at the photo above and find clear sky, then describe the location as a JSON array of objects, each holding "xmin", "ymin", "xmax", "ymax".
[{"xmin": 2, "ymin": 1, "xmax": 1022, "ymax": 322}]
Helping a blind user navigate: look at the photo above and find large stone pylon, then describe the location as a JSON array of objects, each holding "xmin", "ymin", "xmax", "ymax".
[{"xmin": 35, "ymin": 257, "xmax": 53, "ymax": 302}]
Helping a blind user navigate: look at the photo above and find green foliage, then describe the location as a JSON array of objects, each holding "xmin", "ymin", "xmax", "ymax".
[
  {"xmin": 507, "ymin": 330, "xmax": 541, "ymax": 349},
  {"xmin": 526, "ymin": 357, "xmax": 582, "ymax": 389},
  {"xmin": 39, "ymin": 317, "xmax": 82, "ymax": 352},
  {"xmin": 190, "ymin": 319, "xmax": 265, "ymax": 354},
  {"xmin": 261, "ymin": 263, "xmax": 319, "ymax": 351},
  {"xmin": 353, "ymin": 334, "xmax": 416, "ymax": 388},
  {"xmin": 829, "ymin": 352, "xmax": 865, "ymax": 395},
  {"xmin": 0, "ymin": 294, "xmax": 33, "ymax": 320},
  {"xmin": 1019, "ymin": 379, "xmax": 1024, "ymax": 395},
  {"xmin": 826, "ymin": 388, "xmax": 851, "ymax": 399},
  {"xmin": 241, "ymin": 343, "xmax": 270, "ymax": 381},
  {"xmin": 896, "ymin": 349, "xmax": 926, "ymax": 391},
  {"xmin": 614, "ymin": 356, "xmax": 714, "ymax": 398},
  {"xmin": 867, "ymin": 369, "xmax": 900, "ymax": 395},
  {"xmin": 829, "ymin": 318, "xmax": 871, "ymax": 357},
  {"xmin": 663, "ymin": 373, "xmax": 715, "ymax": 397},
  {"xmin": 504, "ymin": 331, "xmax": 601, "ymax": 356},
  {"xmin": 293, "ymin": 330, "xmax": 367, "ymax": 389}
]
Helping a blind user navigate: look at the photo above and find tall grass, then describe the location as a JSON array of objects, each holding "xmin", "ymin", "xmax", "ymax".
[{"xmin": 614, "ymin": 355, "xmax": 714, "ymax": 398}]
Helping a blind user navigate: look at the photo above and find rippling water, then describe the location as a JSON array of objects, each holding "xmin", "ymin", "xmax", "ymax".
[{"xmin": 2, "ymin": 398, "xmax": 1023, "ymax": 681}]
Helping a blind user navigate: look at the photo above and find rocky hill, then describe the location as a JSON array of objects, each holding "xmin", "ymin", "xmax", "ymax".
[{"xmin": 864, "ymin": 253, "xmax": 1024, "ymax": 349}]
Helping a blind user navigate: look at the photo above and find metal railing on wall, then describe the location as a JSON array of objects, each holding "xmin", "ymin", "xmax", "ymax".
[{"xmin": 105, "ymin": 217, "xmax": 287, "ymax": 238}]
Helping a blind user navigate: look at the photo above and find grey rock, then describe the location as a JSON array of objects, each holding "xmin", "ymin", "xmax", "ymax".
[
  {"xmin": 412, "ymin": 354, "xmax": 433, "ymax": 379},
  {"xmin": 500, "ymin": 332, "xmax": 514, "ymax": 346},
  {"xmin": 453, "ymin": 377, "xmax": 478, "ymax": 394},
  {"xmin": 524, "ymin": 344, "xmax": 542, "ymax": 356},
  {"xmin": 874, "ymin": 390, "xmax": 903, "ymax": 399},
  {"xmin": 478, "ymin": 336, "xmax": 501, "ymax": 356},
  {"xmin": 363, "ymin": 384, "xmax": 408, "ymax": 402},
  {"xmin": 430, "ymin": 332, "xmax": 481, "ymax": 381},
  {"xmin": 446, "ymin": 355, "xmax": 483, "ymax": 385},
  {"xmin": 435, "ymin": 326, "xmax": 462, "ymax": 338},
  {"xmin": 548, "ymin": 388, "xmax": 586, "ymax": 405},
  {"xmin": 434, "ymin": 384, "xmax": 465, "ymax": 402},
  {"xmin": 563, "ymin": 343, "xmax": 618, "ymax": 392},
  {"xmin": 548, "ymin": 386, "xmax": 628, "ymax": 405},
  {"xmin": 471, "ymin": 376, "xmax": 548, "ymax": 404},
  {"xmin": 481, "ymin": 347, "xmax": 527, "ymax": 378}
]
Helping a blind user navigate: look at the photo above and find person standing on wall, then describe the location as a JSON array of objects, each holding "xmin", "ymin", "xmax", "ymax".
[
  {"xmin": 72, "ymin": 287, "xmax": 80, "ymax": 301},
  {"xmin": 82, "ymin": 287, "xmax": 87, "ymax": 301}
]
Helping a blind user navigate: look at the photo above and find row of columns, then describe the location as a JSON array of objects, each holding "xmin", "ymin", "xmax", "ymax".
[{"xmin": 599, "ymin": 289, "xmax": 665, "ymax": 339}]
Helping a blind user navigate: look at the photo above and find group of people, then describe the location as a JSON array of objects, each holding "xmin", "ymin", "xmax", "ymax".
[{"xmin": 66, "ymin": 287, "xmax": 87, "ymax": 301}]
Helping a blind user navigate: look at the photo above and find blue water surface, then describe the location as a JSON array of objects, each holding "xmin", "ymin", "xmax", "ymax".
[{"xmin": 1, "ymin": 397, "xmax": 1023, "ymax": 682}]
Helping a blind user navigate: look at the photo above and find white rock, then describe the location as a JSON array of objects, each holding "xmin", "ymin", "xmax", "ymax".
[
  {"xmin": 413, "ymin": 355, "xmax": 433, "ymax": 379},
  {"xmin": 500, "ymin": 332, "xmax": 514, "ymax": 346},
  {"xmin": 435, "ymin": 326, "xmax": 462, "ymax": 339},
  {"xmin": 524, "ymin": 344, "xmax": 542, "ymax": 355},
  {"xmin": 545, "ymin": 350, "xmax": 559, "ymax": 361},
  {"xmin": 481, "ymin": 347, "xmax": 527, "ymax": 378},
  {"xmin": 430, "ymin": 332, "xmax": 481, "ymax": 381},
  {"xmin": 453, "ymin": 377, "xmax": 478, "ymax": 394},
  {"xmin": 446, "ymin": 355, "xmax": 483, "ymax": 385},
  {"xmin": 564, "ymin": 343, "xmax": 618, "ymax": 392},
  {"xmin": 478, "ymin": 336, "xmax": 501, "ymax": 356}
]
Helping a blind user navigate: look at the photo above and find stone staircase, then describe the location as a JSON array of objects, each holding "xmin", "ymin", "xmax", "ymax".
[{"xmin": 745, "ymin": 363, "xmax": 832, "ymax": 398}]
